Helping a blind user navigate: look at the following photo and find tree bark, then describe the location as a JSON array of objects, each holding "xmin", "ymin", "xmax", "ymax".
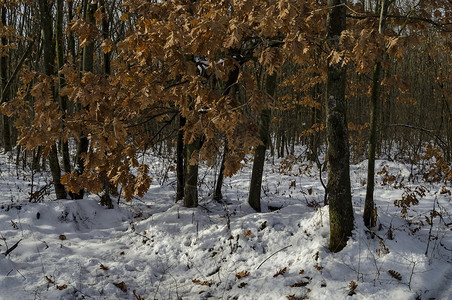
[
  {"xmin": 73, "ymin": 1, "xmax": 96, "ymax": 199},
  {"xmin": 176, "ymin": 115, "xmax": 185, "ymax": 202},
  {"xmin": 99, "ymin": 0, "xmax": 113, "ymax": 208},
  {"xmin": 56, "ymin": 0, "xmax": 71, "ymax": 173},
  {"xmin": 67, "ymin": 0, "xmax": 77, "ymax": 63},
  {"xmin": 184, "ymin": 138, "xmax": 200, "ymax": 208},
  {"xmin": 213, "ymin": 140, "xmax": 227, "ymax": 201},
  {"xmin": 99, "ymin": 0, "xmax": 111, "ymax": 75},
  {"xmin": 38, "ymin": 0, "xmax": 67, "ymax": 199},
  {"xmin": 1, "ymin": 6, "xmax": 12, "ymax": 153},
  {"xmin": 364, "ymin": 0, "xmax": 391, "ymax": 228},
  {"xmin": 326, "ymin": 0, "xmax": 354, "ymax": 253},
  {"xmin": 248, "ymin": 72, "xmax": 276, "ymax": 212}
]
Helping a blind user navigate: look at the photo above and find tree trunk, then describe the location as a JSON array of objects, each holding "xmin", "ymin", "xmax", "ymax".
[
  {"xmin": 49, "ymin": 146, "xmax": 67, "ymax": 199},
  {"xmin": 326, "ymin": 0, "xmax": 354, "ymax": 253},
  {"xmin": 213, "ymin": 140, "xmax": 228, "ymax": 201},
  {"xmin": 56, "ymin": 0, "xmax": 71, "ymax": 173},
  {"xmin": 176, "ymin": 115, "xmax": 186, "ymax": 202},
  {"xmin": 99, "ymin": 0, "xmax": 111, "ymax": 75},
  {"xmin": 38, "ymin": 0, "xmax": 67, "ymax": 199},
  {"xmin": 1, "ymin": 6, "xmax": 12, "ymax": 153},
  {"xmin": 184, "ymin": 138, "xmax": 200, "ymax": 208},
  {"xmin": 212, "ymin": 65, "xmax": 240, "ymax": 201},
  {"xmin": 99, "ymin": 0, "xmax": 113, "ymax": 208},
  {"xmin": 364, "ymin": 0, "xmax": 390, "ymax": 228},
  {"xmin": 248, "ymin": 72, "xmax": 276, "ymax": 212},
  {"xmin": 67, "ymin": 0, "xmax": 76, "ymax": 63},
  {"xmin": 73, "ymin": 1, "xmax": 96, "ymax": 199}
]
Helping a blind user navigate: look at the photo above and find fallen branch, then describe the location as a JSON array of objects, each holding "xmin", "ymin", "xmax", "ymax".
[{"xmin": 256, "ymin": 245, "xmax": 292, "ymax": 270}]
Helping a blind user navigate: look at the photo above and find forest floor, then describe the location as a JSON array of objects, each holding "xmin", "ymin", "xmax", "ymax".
[{"xmin": 0, "ymin": 148, "xmax": 451, "ymax": 300}]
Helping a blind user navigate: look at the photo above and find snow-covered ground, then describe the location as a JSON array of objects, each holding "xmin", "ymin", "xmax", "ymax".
[{"xmin": 0, "ymin": 150, "xmax": 451, "ymax": 300}]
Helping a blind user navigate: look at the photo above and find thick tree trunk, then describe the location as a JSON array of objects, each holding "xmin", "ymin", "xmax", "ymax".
[
  {"xmin": 184, "ymin": 138, "xmax": 200, "ymax": 208},
  {"xmin": 49, "ymin": 146, "xmax": 67, "ymax": 199},
  {"xmin": 38, "ymin": 0, "xmax": 67, "ymax": 199},
  {"xmin": 326, "ymin": 0, "xmax": 354, "ymax": 253},
  {"xmin": 248, "ymin": 72, "xmax": 276, "ymax": 212},
  {"xmin": 364, "ymin": 0, "xmax": 390, "ymax": 228}
]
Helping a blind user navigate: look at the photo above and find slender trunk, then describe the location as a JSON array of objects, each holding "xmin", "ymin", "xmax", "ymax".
[
  {"xmin": 1, "ymin": 6, "xmax": 11, "ymax": 153},
  {"xmin": 280, "ymin": 130, "xmax": 285, "ymax": 158},
  {"xmin": 213, "ymin": 141, "xmax": 227, "ymax": 201},
  {"xmin": 56, "ymin": 0, "xmax": 71, "ymax": 173},
  {"xmin": 73, "ymin": 2, "xmax": 96, "ymax": 199},
  {"xmin": 364, "ymin": 0, "xmax": 390, "ymax": 228},
  {"xmin": 98, "ymin": 0, "xmax": 113, "ymax": 208},
  {"xmin": 308, "ymin": 84, "xmax": 321, "ymax": 162},
  {"xmin": 67, "ymin": 0, "xmax": 76, "ymax": 63},
  {"xmin": 38, "ymin": 0, "xmax": 67, "ymax": 199},
  {"xmin": 176, "ymin": 115, "xmax": 185, "ymax": 202},
  {"xmin": 99, "ymin": 0, "xmax": 111, "ymax": 75},
  {"xmin": 326, "ymin": 0, "xmax": 354, "ymax": 253},
  {"xmin": 364, "ymin": 62, "xmax": 381, "ymax": 228},
  {"xmin": 212, "ymin": 65, "xmax": 240, "ymax": 201},
  {"xmin": 248, "ymin": 72, "xmax": 276, "ymax": 212}
]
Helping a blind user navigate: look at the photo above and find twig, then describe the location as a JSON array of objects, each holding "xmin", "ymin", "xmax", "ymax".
[
  {"xmin": 256, "ymin": 245, "xmax": 292, "ymax": 269},
  {"xmin": 3, "ymin": 238, "xmax": 22, "ymax": 256},
  {"xmin": 408, "ymin": 260, "xmax": 416, "ymax": 291}
]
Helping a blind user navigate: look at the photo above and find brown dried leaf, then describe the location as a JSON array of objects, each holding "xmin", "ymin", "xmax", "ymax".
[
  {"xmin": 192, "ymin": 279, "xmax": 213, "ymax": 287},
  {"xmin": 314, "ymin": 264, "xmax": 323, "ymax": 271},
  {"xmin": 58, "ymin": 235, "xmax": 67, "ymax": 241},
  {"xmin": 236, "ymin": 270, "xmax": 250, "ymax": 280},
  {"xmin": 56, "ymin": 284, "xmax": 68, "ymax": 290},
  {"xmin": 113, "ymin": 281, "xmax": 127, "ymax": 292},
  {"xmin": 349, "ymin": 280, "xmax": 358, "ymax": 291},
  {"xmin": 45, "ymin": 276, "xmax": 54, "ymax": 284},
  {"xmin": 290, "ymin": 280, "xmax": 309, "ymax": 287},
  {"xmin": 100, "ymin": 264, "xmax": 109, "ymax": 271},
  {"xmin": 244, "ymin": 230, "xmax": 252, "ymax": 238}
]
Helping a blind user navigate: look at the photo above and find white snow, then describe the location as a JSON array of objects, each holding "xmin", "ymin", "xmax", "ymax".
[{"xmin": 0, "ymin": 150, "xmax": 451, "ymax": 300}]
